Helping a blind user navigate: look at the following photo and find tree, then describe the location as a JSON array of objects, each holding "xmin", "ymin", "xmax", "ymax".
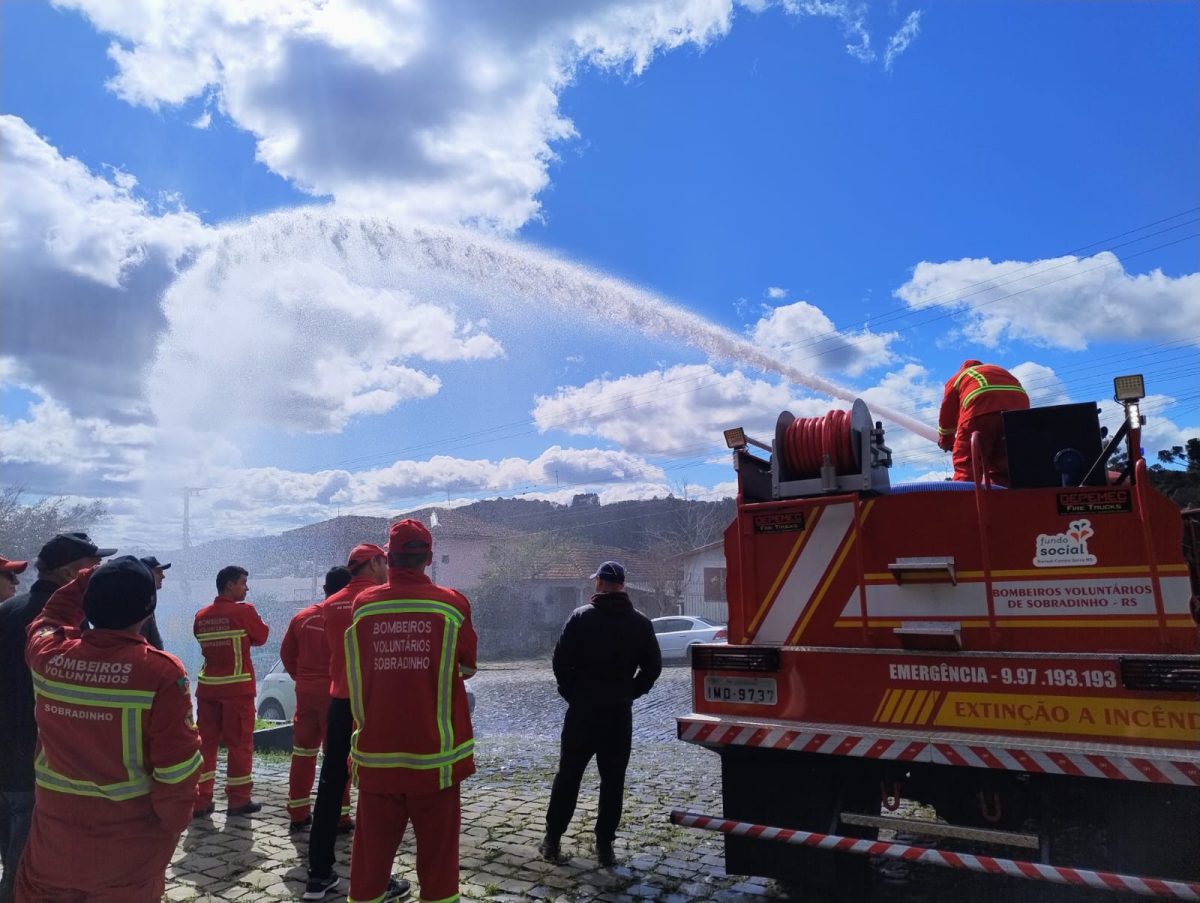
[{"xmin": 0, "ymin": 487, "xmax": 108, "ymax": 566}]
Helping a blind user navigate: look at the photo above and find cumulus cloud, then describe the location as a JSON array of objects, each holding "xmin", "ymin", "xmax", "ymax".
[
  {"xmin": 750, "ymin": 299, "xmax": 898, "ymax": 376},
  {"xmin": 148, "ymin": 214, "xmax": 504, "ymax": 434},
  {"xmin": 1009, "ymin": 361, "xmax": 1070, "ymax": 407},
  {"xmin": 0, "ymin": 115, "xmax": 211, "ymax": 421},
  {"xmin": 532, "ymin": 364, "xmax": 831, "ymax": 456},
  {"xmin": 56, "ymin": 0, "xmax": 922, "ymax": 231},
  {"xmin": 894, "ymin": 252, "xmax": 1200, "ymax": 351},
  {"xmin": 765, "ymin": 286, "xmax": 789, "ymax": 299}
]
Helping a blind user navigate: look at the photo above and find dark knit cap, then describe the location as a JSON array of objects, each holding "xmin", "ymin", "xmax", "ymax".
[{"xmin": 84, "ymin": 556, "xmax": 157, "ymax": 630}]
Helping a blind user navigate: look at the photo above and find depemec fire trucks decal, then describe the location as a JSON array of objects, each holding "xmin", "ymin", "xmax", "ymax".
[{"xmin": 1033, "ymin": 518, "xmax": 1097, "ymax": 567}]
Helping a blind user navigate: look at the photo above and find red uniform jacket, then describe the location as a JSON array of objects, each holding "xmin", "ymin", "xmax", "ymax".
[
  {"xmin": 281, "ymin": 602, "xmax": 330, "ymax": 697},
  {"xmin": 322, "ymin": 574, "xmax": 377, "ymax": 700},
  {"xmin": 26, "ymin": 571, "xmax": 202, "ymax": 834},
  {"xmin": 193, "ymin": 597, "xmax": 269, "ymax": 698},
  {"xmin": 937, "ymin": 361, "xmax": 1029, "ymax": 451},
  {"xmin": 347, "ymin": 569, "xmax": 478, "ymax": 794}
]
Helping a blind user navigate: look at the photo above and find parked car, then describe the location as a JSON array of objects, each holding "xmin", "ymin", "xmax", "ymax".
[
  {"xmin": 256, "ymin": 659, "xmax": 476, "ymax": 721},
  {"xmin": 651, "ymin": 616, "xmax": 727, "ymax": 662}
]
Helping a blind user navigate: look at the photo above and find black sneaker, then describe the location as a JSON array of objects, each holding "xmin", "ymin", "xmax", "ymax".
[
  {"xmin": 336, "ymin": 817, "xmax": 355, "ymax": 835},
  {"xmin": 192, "ymin": 803, "xmax": 215, "ymax": 819},
  {"xmin": 302, "ymin": 871, "xmax": 341, "ymax": 900},
  {"xmin": 597, "ymin": 839, "xmax": 616, "ymax": 867},
  {"xmin": 289, "ymin": 815, "xmax": 313, "ymax": 833},
  {"xmin": 538, "ymin": 835, "xmax": 561, "ymax": 861},
  {"xmin": 226, "ymin": 800, "xmax": 263, "ymax": 816},
  {"xmin": 384, "ymin": 876, "xmax": 412, "ymax": 901}
]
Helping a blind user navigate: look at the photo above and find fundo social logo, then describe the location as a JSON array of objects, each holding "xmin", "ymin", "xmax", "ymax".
[{"xmin": 1033, "ymin": 519, "xmax": 1097, "ymax": 568}]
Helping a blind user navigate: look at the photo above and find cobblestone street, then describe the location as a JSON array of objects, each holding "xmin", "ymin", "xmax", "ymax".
[{"xmin": 166, "ymin": 664, "xmax": 1112, "ymax": 902}]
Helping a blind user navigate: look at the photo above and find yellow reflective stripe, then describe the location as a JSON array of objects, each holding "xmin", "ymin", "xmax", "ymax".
[
  {"xmin": 340, "ymin": 805, "xmax": 351, "ymax": 815},
  {"xmin": 347, "ymin": 894, "xmax": 387, "ymax": 903},
  {"xmin": 196, "ymin": 629, "xmax": 247, "ymax": 641},
  {"xmin": 937, "ymin": 426, "xmax": 954, "ymax": 435},
  {"xmin": 352, "ymin": 599, "xmax": 464, "ymax": 628},
  {"xmin": 227, "ymin": 774, "xmax": 253, "ymax": 786},
  {"xmin": 423, "ymin": 895, "xmax": 460, "ymax": 903},
  {"xmin": 292, "ymin": 746, "xmax": 320, "ymax": 757},
  {"xmin": 288, "ymin": 797, "xmax": 311, "ymax": 807},
  {"xmin": 197, "ymin": 629, "xmax": 248, "ymax": 684},
  {"xmin": 962, "ymin": 383, "xmax": 1027, "ymax": 408},
  {"xmin": 154, "ymin": 751, "xmax": 202, "ymax": 784},
  {"xmin": 350, "ymin": 739, "xmax": 474, "ymax": 770},
  {"xmin": 34, "ymin": 751, "xmax": 150, "ymax": 800},
  {"xmin": 198, "ymin": 770, "xmax": 217, "ymax": 782},
  {"xmin": 32, "ymin": 673, "xmax": 154, "ymax": 709},
  {"xmin": 435, "ymin": 617, "xmax": 456, "ymax": 789},
  {"xmin": 345, "ymin": 624, "xmax": 366, "ymax": 742},
  {"xmin": 951, "ymin": 366, "xmax": 981, "ymax": 390},
  {"xmin": 196, "ymin": 673, "xmax": 253, "ymax": 685}
]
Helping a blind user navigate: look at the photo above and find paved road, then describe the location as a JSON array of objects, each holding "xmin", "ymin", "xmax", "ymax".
[{"xmin": 164, "ymin": 663, "xmax": 1136, "ymax": 902}]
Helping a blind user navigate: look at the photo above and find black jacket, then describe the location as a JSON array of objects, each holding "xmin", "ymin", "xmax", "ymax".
[
  {"xmin": 552, "ymin": 591, "xmax": 662, "ymax": 709},
  {"xmin": 0, "ymin": 578, "xmax": 63, "ymax": 790}
]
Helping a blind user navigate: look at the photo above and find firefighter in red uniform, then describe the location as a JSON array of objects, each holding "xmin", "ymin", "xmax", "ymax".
[
  {"xmin": 345, "ymin": 520, "xmax": 477, "ymax": 903},
  {"xmin": 192, "ymin": 565, "xmax": 269, "ymax": 817},
  {"xmin": 938, "ymin": 360, "xmax": 1030, "ymax": 486},
  {"xmin": 281, "ymin": 565, "xmax": 354, "ymax": 832},
  {"xmin": 307, "ymin": 543, "xmax": 413, "ymax": 902},
  {"xmin": 16, "ymin": 556, "xmax": 201, "ymax": 903}
]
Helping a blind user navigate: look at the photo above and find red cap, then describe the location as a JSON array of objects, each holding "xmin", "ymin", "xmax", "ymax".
[
  {"xmin": 388, "ymin": 519, "xmax": 432, "ymax": 554},
  {"xmin": 346, "ymin": 543, "xmax": 386, "ymax": 566},
  {"xmin": 0, "ymin": 557, "xmax": 28, "ymax": 574}
]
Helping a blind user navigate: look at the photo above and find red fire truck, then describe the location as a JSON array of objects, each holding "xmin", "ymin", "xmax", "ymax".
[{"xmin": 673, "ymin": 375, "xmax": 1200, "ymax": 898}]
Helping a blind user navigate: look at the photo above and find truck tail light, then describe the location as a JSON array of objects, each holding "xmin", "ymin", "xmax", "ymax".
[{"xmin": 1120, "ymin": 657, "xmax": 1200, "ymax": 691}]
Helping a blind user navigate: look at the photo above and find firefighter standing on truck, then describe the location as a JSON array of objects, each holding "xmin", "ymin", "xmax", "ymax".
[
  {"xmin": 280, "ymin": 565, "xmax": 354, "ymax": 834},
  {"xmin": 344, "ymin": 520, "xmax": 477, "ymax": 903},
  {"xmin": 938, "ymin": 359, "xmax": 1030, "ymax": 485},
  {"xmin": 16, "ymin": 557, "xmax": 201, "ymax": 903},
  {"xmin": 192, "ymin": 565, "xmax": 268, "ymax": 817}
]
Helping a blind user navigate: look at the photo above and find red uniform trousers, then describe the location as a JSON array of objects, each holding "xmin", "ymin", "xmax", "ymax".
[
  {"xmin": 287, "ymin": 689, "xmax": 351, "ymax": 823},
  {"xmin": 195, "ymin": 695, "xmax": 255, "ymax": 808},
  {"xmin": 16, "ymin": 792, "xmax": 178, "ymax": 903},
  {"xmin": 348, "ymin": 785, "xmax": 461, "ymax": 903},
  {"xmin": 951, "ymin": 411, "xmax": 1012, "ymax": 486}
]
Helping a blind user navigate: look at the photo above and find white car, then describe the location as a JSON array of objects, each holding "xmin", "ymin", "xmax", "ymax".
[
  {"xmin": 256, "ymin": 659, "xmax": 476, "ymax": 720},
  {"xmin": 651, "ymin": 616, "xmax": 727, "ymax": 662}
]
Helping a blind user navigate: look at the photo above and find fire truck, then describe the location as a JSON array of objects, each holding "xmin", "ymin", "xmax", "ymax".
[{"xmin": 673, "ymin": 375, "xmax": 1200, "ymax": 899}]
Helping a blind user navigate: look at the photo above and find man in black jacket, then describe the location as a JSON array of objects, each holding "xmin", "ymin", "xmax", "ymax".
[
  {"xmin": 0, "ymin": 532, "xmax": 114, "ymax": 903},
  {"xmin": 540, "ymin": 560, "xmax": 662, "ymax": 867}
]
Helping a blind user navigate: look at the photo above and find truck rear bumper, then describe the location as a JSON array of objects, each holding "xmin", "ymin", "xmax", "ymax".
[{"xmin": 678, "ymin": 712, "xmax": 1200, "ymax": 785}]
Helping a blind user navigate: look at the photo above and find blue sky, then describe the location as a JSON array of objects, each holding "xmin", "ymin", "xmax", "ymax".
[{"xmin": 1, "ymin": 0, "xmax": 1197, "ymax": 546}]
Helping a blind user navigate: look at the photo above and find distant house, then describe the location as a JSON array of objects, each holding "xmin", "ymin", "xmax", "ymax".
[{"xmin": 675, "ymin": 540, "xmax": 729, "ymax": 624}]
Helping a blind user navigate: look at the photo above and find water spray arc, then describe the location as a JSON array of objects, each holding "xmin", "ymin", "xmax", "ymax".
[{"xmin": 378, "ymin": 219, "xmax": 940, "ymax": 443}]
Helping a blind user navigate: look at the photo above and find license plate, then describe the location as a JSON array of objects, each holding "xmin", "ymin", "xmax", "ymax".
[{"xmin": 703, "ymin": 676, "xmax": 777, "ymax": 706}]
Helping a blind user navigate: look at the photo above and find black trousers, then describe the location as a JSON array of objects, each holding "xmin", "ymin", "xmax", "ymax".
[
  {"xmin": 308, "ymin": 696, "xmax": 352, "ymax": 876},
  {"xmin": 545, "ymin": 704, "xmax": 633, "ymax": 843}
]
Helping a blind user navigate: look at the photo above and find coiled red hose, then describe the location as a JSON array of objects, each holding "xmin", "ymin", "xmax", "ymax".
[{"xmin": 782, "ymin": 409, "xmax": 855, "ymax": 477}]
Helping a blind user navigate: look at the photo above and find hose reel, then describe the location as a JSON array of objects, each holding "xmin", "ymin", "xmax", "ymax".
[{"xmin": 772, "ymin": 399, "xmax": 891, "ymax": 498}]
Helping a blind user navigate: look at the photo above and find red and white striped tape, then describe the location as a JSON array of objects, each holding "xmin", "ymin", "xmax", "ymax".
[
  {"xmin": 670, "ymin": 809, "xmax": 1200, "ymax": 899},
  {"xmin": 677, "ymin": 717, "xmax": 1200, "ymax": 786}
]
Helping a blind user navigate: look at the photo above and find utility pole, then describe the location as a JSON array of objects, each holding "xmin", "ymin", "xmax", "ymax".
[{"xmin": 182, "ymin": 487, "xmax": 204, "ymax": 549}]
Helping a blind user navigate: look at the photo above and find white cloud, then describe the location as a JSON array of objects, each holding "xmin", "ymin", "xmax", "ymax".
[
  {"xmin": 532, "ymin": 363, "xmax": 830, "ymax": 456},
  {"xmin": 765, "ymin": 285, "xmax": 789, "ymax": 299},
  {"xmin": 750, "ymin": 299, "xmax": 898, "ymax": 376},
  {"xmin": 148, "ymin": 214, "xmax": 504, "ymax": 435},
  {"xmin": 883, "ymin": 10, "xmax": 921, "ymax": 72},
  {"xmin": 0, "ymin": 115, "xmax": 211, "ymax": 421},
  {"xmin": 1009, "ymin": 361, "xmax": 1070, "ymax": 407},
  {"xmin": 56, "ymin": 0, "xmax": 922, "ymax": 231},
  {"xmin": 894, "ymin": 252, "xmax": 1200, "ymax": 351}
]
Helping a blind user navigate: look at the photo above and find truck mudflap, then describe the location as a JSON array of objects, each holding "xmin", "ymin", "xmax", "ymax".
[
  {"xmin": 669, "ymin": 809, "xmax": 1200, "ymax": 899},
  {"xmin": 677, "ymin": 713, "xmax": 1200, "ymax": 785}
]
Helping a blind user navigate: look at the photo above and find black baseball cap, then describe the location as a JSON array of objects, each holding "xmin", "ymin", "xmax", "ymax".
[
  {"xmin": 37, "ymin": 533, "xmax": 117, "ymax": 571},
  {"xmin": 590, "ymin": 560, "xmax": 626, "ymax": 584},
  {"xmin": 139, "ymin": 556, "xmax": 172, "ymax": 571},
  {"xmin": 84, "ymin": 556, "xmax": 156, "ymax": 629}
]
